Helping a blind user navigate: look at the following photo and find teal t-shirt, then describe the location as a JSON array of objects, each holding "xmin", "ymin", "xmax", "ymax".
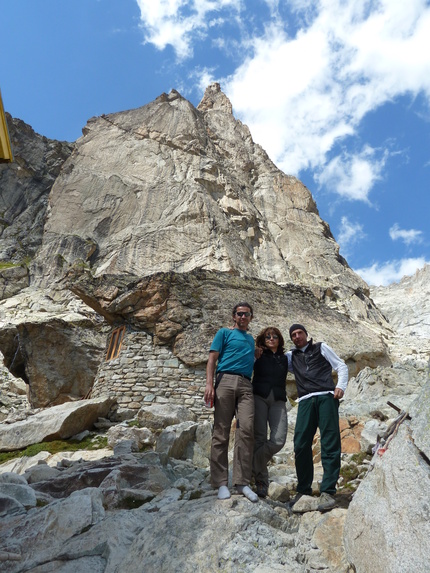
[{"xmin": 210, "ymin": 327, "xmax": 255, "ymax": 379}]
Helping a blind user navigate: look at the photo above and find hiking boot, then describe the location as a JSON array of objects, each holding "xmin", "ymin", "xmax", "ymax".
[
  {"xmin": 288, "ymin": 492, "xmax": 304, "ymax": 507},
  {"xmin": 317, "ymin": 492, "xmax": 336, "ymax": 512},
  {"xmin": 256, "ymin": 481, "xmax": 268, "ymax": 498}
]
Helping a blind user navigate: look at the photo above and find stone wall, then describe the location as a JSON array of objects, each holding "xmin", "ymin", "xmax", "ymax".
[{"xmin": 91, "ymin": 328, "xmax": 212, "ymax": 421}]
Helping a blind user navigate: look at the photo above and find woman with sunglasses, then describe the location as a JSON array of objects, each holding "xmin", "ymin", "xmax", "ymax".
[{"xmin": 252, "ymin": 327, "xmax": 289, "ymax": 498}]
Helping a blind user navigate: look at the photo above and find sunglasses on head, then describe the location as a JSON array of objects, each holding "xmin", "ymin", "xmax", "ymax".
[
  {"xmin": 236, "ymin": 311, "xmax": 251, "ymax": 317},
  {"xmin": 265, "ymin": 334, "xmax": 279, "ymax": 340}
]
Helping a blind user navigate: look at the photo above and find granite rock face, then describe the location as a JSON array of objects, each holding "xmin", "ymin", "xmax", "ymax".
[
  {"xmin": 0, "ymin": 85, "xmax": 391, "ymax": 407},
  {"xmin": 370, "ymin": 264, "xmax": 430, "ymax": 340},
  {"xmin": 344, "ymin": 382, "xmax": 430, "ymax": 573},
  {"xmin": 31, "ymin": 84, "xmax": 384, "ymax": 326},
  {"xmin": 68, "ymin": 267, "xmax": 388, "ymax": 376},
  {"xmin": 0, "ymin": 114, "xmax": 73, "ymax": 266}
]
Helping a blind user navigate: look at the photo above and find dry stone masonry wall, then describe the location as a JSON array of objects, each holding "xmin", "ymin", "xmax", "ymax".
[{"xmin": 92, "ymin": 329, "xmax": 211, "ymax": 420}]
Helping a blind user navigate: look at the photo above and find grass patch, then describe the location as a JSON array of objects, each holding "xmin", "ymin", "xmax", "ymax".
[
  {"xmin": 0, "ymin": 435, "xmax": 109, "ymax": 465},
  {"xmin": 0, "ymin": 261, "xmax": 17, "ymax": 270},
  {"xmin": 36, "ymin": 499, "xmax": 49, "ymax": 508}
]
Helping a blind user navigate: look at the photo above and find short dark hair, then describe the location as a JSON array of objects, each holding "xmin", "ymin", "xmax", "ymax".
[
  {"xmin": 256, "ymin": 327, "xmax": 285, "ymax": 354},
  {"xmin": 232, "ymin": 302, "xmax": 253, "ymax": 318}
]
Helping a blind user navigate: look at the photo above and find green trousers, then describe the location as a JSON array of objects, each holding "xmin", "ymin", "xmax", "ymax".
[{"xmin": 293, "ymin": 394, "xmax": 341, "ymax": 495}]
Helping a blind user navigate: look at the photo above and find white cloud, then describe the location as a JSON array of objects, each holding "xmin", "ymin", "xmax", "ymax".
[
  {"xmin": 135, "ymin": 0, "xmax": 241, "ymax": 60},
  {"xmin": 316, "ymin": 146, "xmax": 387, "ymax": 202},
  {"xmin": 136, "ymin": 0, "xmax": 430, "ymax": 208},
  {"xmin": 389, "ymin": 223, "xmax": 423, "ymax": 245},
  {"xmin": 223, "ymin": 0, "xmax": 430, "ymax": 193},
  {"xmin": 354, "ymin": 257, "xmax": 429, "ymax": 286},
  {"xmin": 336, "ymin": 216, "xmax": 366, "ymax": 255}
]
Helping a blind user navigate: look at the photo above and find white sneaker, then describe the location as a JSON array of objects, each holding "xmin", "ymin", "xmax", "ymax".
[
  {"xmin": 236, "ymin": 485, "xmax": 258, "ymax": 503},
  {"xmin": 217, "ymin": 485, "xmax": 231, "ymax": 500}
]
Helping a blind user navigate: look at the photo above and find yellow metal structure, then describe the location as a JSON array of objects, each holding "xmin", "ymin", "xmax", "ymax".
[{"xmin": 0, "ymin": 89, "xmax": 13, "ymax": 162}]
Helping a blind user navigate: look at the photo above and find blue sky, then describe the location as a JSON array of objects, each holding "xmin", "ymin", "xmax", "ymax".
[{"xmin": 1, "ymin": 0, "xmax": 430, "ymax": 286}]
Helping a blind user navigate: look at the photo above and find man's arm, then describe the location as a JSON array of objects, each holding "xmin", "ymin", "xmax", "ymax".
[
  {"xmin": 285, "ymin": 350, "xmax": 295, "ymax": 373},
  {"xmin": 321, "ymin": 343, "xmax": 348, "ymax": 398},
  {"xmin": 205, "ymin": 350, "xmax": 219, "ymax": 403}
]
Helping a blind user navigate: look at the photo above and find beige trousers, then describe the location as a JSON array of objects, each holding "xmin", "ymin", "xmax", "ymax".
[{"xmin": 210, "ymin": 373, "xmax": 255, "ymax": 488}]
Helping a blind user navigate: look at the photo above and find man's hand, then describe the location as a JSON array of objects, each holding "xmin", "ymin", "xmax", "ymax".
[
  {"xmin": 334, "ymin": 388, "xmax": 344, "ymax": 400},
  {"xmin": 204, "ymin": 382, "xmax": 215, "ymax": 403},
  {"xmin": 254, "ymin": 347, "xmax": 263, "ymax": 359},
  {"xmin": 205, "ymin": 350, "xmax": 219, "ymax": 403}
]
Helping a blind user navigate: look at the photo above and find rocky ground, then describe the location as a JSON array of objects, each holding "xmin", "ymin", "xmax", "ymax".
[
  {"xmin": 0, "ymin": 401, "xmax": 353, "ymax": 573},
  {"xmin": 1, "ymin": 360, "xmax": 428, "ymax": 573}
]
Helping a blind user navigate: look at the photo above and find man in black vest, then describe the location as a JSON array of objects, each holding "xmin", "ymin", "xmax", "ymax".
[{"xmin": 287, "ymin": 324, "xmax": 348, "ymax": 511}]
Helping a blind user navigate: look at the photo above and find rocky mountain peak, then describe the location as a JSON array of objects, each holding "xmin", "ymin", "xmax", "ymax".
[
  {"xmin": 27, "ymin": 85, "xmax": 383, "ymax": 327},
  {"xmin": 197, "ymin": 82, "xmax": 233, "ymax": 114}
]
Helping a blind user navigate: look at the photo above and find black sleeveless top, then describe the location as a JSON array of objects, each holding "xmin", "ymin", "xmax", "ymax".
[{"xmin": 291, "ymin": 340, "xmax": 334, "ymax": 398}]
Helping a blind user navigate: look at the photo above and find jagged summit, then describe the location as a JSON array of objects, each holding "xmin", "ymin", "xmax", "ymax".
[
  {"xmin": 29, "ymin": 86, "xmax": 379, "ymax": 324},
  {"xmin": 197, "ymin": 82, "xmax": 233, "ymax": 114}
]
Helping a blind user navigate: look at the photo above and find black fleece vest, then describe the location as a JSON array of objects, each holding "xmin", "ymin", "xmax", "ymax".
[
  {"xmin": 252, "ymin": 349, "xmax": 288, "ymax": 402},
  {"xmin": 291, "ymin": 340, "xmax": 334, "ymax": 398}
]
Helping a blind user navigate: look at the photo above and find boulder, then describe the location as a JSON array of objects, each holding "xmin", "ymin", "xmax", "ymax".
[
  {"xmin": 0, "ymin": 489, "xmax": 106, "ymax": 569},
  {"xmin": 155, "ymin": 421, "xmax": 198, "ymax": 459},
  {"xmin": 0, "ymin": 288, "xmax": 109, "ymax": 407},
  {"xmin": 0, "ymin": 397, "xmax": 115, "ymax": 451},
  {"xmin": 137, "ymin": 403, "xmax": 196, "ymax": 430},
  {"xmin": 344, "ymin": 383, "xmax": 430, "ymax": 573},
  {"xmin": 0, "ymin": 472, "xmax": 27, "ymax": 485},
  {"xmin": 339, "ymin": 416, "xmax": 363, "ymax": 453},
  {"xmin": 291, "ymin": 494, "xmax": 319, "ymax": 514},
  {"xmin": 0, "ymin": 483, "xmax": 37, "ymax": 509},
  {"xmin": 268, "ymin": 481, "xmax": 290, "ymax": 502},
  {"xmin": 0, "ymin": 494, "xmax": 25, "ymax": 518},
  {"xmin": 69, "ymin": 267, "xmax": 389, "ymax": 375},
  {"xmin": 106, "ymin": 424, "xmax": 154, "ymax": 450},
  {"xmin": 360, "ymin": 419, "xmax": 389, "ymax": 454},
  {"xmin": 24, "ymin": 462, "xmax": 62, "ymax": 484}
]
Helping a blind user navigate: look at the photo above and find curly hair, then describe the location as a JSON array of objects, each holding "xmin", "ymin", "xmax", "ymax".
[{"xmin": 255, "ymin": 326, "xmax": 285, "ymax": 354}]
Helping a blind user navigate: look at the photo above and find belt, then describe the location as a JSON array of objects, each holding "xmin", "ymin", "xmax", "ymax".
[{"xmin": 219, "ymin": 371, "xmax": 251, "ymax": 382}]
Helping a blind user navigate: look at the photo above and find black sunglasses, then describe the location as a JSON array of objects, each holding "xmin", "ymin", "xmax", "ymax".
[
  {"xmin": 236, "ymin": 311, "xmax": 251, "ymax": 317},
  {"xmin": 265, "ymin": 334, "xmax": 279, "ymax": 339}
]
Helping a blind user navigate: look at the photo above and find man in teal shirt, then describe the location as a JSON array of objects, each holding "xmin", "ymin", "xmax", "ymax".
[{"xmin": 205, "ymin": 302, "xmax": 258, "ymax": 502}]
